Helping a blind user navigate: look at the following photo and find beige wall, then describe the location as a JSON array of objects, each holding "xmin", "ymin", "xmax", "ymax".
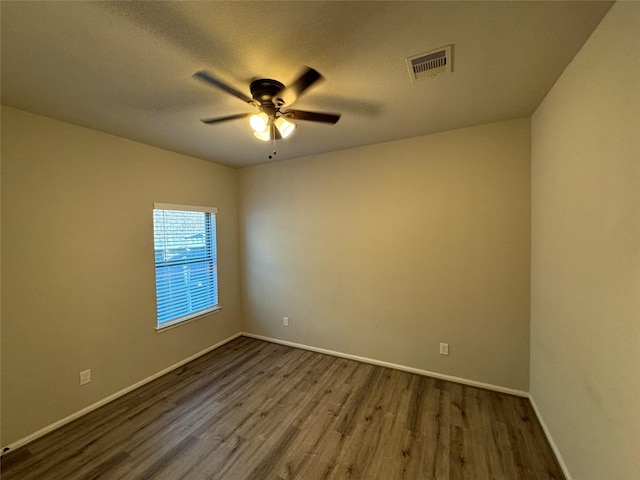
[
  {"xmin": 239, "ymin": 118, "xmax": 531, "ymax": 391},
  {"xmin": 1, "ymin": 107, "xmax": 241, "ymax": 446},
  {"xmin": 530, "ymin": 2, "xmax": 640, "ymax": 479}
]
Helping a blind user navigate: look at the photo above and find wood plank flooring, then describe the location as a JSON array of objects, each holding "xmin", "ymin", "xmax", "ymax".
[{"xmin": 1, "ymin": 337, "xmax": 564, "ymax": 479}]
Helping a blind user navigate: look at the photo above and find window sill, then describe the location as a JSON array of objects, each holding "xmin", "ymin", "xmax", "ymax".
[{"xmin": 155, "ymin": 306, "xmax": 222, "ymax": 333}]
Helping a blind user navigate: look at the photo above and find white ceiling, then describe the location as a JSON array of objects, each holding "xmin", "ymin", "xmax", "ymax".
[{"xmin": 1, "ymin": 1, "xmax": 612, "ymax": 168}]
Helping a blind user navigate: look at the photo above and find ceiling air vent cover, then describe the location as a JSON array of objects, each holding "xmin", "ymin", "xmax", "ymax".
[{"xmin": 407, "ymin": 45, "xmax": 452, "ymax": 82}]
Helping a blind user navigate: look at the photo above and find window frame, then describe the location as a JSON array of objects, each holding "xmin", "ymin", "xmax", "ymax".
[{"xmin": 152, "ymin": 203, "xmax": 221, "ymax": 332}]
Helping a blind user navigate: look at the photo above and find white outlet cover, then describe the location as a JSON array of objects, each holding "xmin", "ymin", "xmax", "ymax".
[
  {"xmin": 80, "ymin": 369, "xmax": 91, "ymax": 385},
  {"xmin": 439, "ymin": 343, "xmax": 449, "ymax": 355},
  {"xmin": 283, "ymin": 316, "xmax": 289, "ymax": 327}
]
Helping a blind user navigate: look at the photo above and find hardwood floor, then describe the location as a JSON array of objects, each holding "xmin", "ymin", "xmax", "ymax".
[{"xmin": 1, "ymin": 337, "xmax": 564, "ymax": 479}]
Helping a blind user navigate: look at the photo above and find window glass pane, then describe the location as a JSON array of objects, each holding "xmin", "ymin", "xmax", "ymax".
[{"xmin": 153, "ymin": 207, "xmax": 218, "ymax": 327}]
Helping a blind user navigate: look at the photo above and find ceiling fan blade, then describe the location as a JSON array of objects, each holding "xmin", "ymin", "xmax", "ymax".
[
  {"xmin": 200, "ymin": 113, "xmax": 252, "ymax": 124},
  {"xmin": 282, "ymin": 109, "xmax": 341, "ymax": 124},
  {"xmin": 193, "ymin": 71, "xmax": 255, "ymax": 105},
  {"xmin": 275, "ymin": 67, "xmax": 324, "ymax": 105}
]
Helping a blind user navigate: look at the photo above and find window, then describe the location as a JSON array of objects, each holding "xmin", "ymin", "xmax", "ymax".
[{"xmin": 153, "ymin": 204, "xmax": 219, "ymax": 330}]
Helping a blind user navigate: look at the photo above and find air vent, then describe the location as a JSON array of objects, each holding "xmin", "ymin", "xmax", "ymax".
[{"xmin": 407, "ymin": 45, "xmax": 452, "ymax": 82}]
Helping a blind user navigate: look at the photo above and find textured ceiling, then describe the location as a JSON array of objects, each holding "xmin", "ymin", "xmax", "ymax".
[{"xmin": 1, "ymin": 1, "xmax": 612, "ymax": 168}]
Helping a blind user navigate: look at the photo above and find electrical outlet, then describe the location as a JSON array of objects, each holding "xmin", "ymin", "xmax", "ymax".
[
  {"xmin": 283, "ymin": 316, "xmax": 289, "ymax": 327},
  {"xmin": 439, "ymin": 343, "xmax": 449, "ymax": 356},
  {"xmin": 80, "ymin": 369, "xmax": 91, "ymax": 385}
]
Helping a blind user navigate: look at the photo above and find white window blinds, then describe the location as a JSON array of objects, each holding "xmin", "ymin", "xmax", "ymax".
[{"xmin": 153, "ymin": 204, "xmax": 219, "ymax": 329}]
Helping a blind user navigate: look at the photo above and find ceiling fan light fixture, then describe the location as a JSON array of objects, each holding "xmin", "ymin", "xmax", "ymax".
[
  {"xmin": 275, "ymin": 117, "xmax": 295, "ymax": 139},
  {"xmin": 253, "ymin": 129, "xmax": 271, "ymax": 142},
  {"xmin": 249, "ymin": 112, "xmax": 269, "ymax": 132}
]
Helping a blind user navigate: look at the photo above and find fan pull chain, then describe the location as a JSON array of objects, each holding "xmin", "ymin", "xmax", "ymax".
[{"xmin": 268, "ymin": 122, "xmax": 277, "ymax": 160}]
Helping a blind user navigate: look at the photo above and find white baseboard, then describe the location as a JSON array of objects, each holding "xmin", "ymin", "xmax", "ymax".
[
  {"xmin": 2, "ymin": 331, "xmax": 534, "ymax": 456},
  {"xmin": 241, "ymin": 332, "xmax": 529, "ymax": 398},
  {"xmin": 1, "ymin": 332, "xmax": 242, "ymax": 455},
  {"xmin": 529, "ymin": 395, "xmax": 572, "ymax": 480}
]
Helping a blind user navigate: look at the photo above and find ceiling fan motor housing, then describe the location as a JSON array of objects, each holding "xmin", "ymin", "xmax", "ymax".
[{"xmin": 250, "ymin": 79, "xmax": 285, "ymax": 115}]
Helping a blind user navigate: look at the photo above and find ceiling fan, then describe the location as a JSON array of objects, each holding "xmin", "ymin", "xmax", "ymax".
[{"xmin": 193, "ymin": 67, "xmax": 341, "ymax": 142}]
